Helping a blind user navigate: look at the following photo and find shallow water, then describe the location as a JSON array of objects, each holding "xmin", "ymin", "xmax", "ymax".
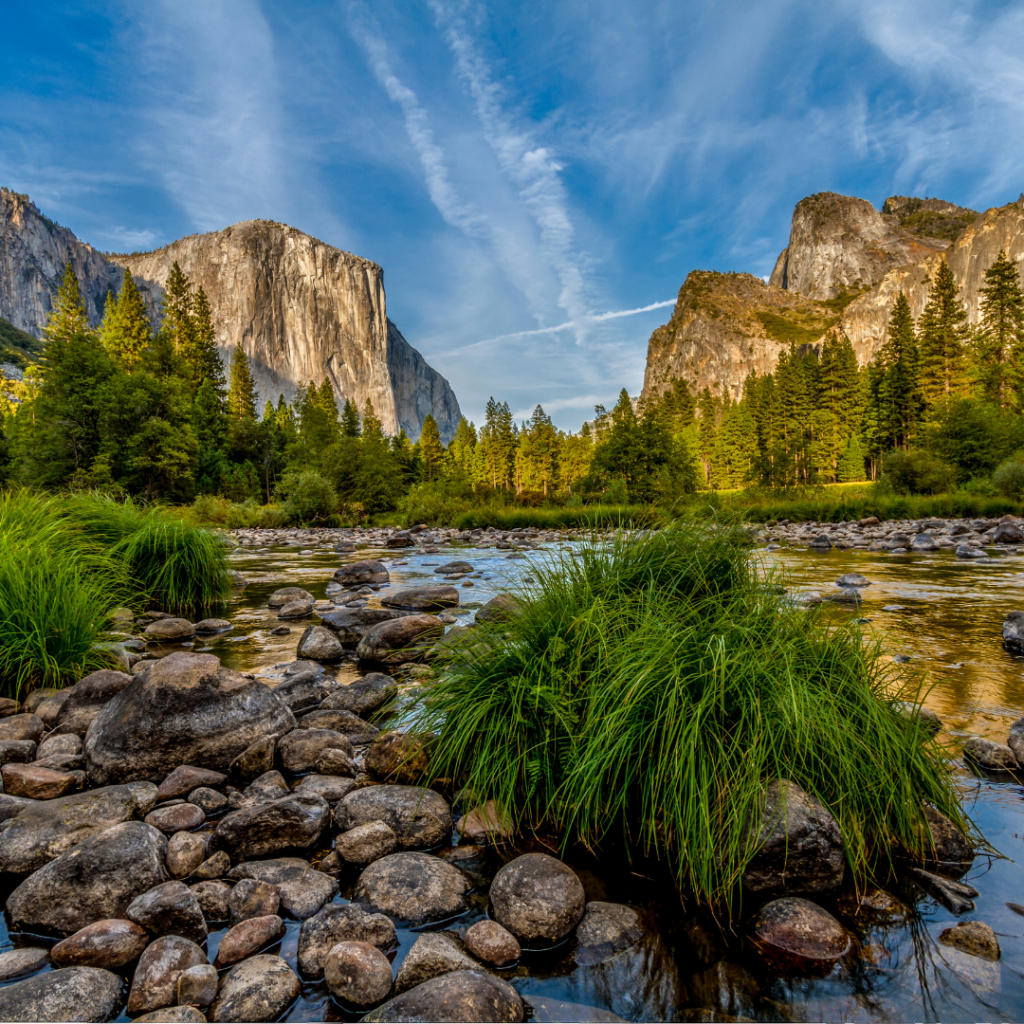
[{"xmin": 5, "ymin": 534, "xmax": 1024, "ymax": 1022}]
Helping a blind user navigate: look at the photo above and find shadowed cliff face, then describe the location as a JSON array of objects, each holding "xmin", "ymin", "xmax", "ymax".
[{"xmin": 0, "ymin": 190, "xmax": 460, "ymax": 442}]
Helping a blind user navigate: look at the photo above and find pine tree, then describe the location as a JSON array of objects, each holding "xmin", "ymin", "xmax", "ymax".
[
  {"xmin": 875, "ymin": 292, "xmax": 922, "ymax": 449},
  {"xmin": 110, "ymin": 270, "xmax": 152, "ymax": 370},
  {"xmin": 227, "ymin": 345, "xmax": 259, "ymax": 422},
  {"xmin": 362, "ymin": 398, "xmax": 384, "ymax": 442},
  {"xmin": 448, "ymin": 418, "xmax": 477, "ymax": 476},
  {"xmin": 838, "ymin": 433, "xmax": 867, "ymax": 482},
  {"xmin": 161, "ymin": 261, "xmax": 194, "ymax": 358},
  {"xmin": 44, "ymin": 262, "xmax": 90, "ymax": 344},
  {"xmin": 419, "ymin": 414, "xmax": 446, "ymax": 482},
  {"xmin": 340, "ymin": 398, "xmax": 361, "ymax": 438},
  {"xmin": 918, "ymin": 262, "xmax": 971, "ymax": 408},
  {"xmin": 977, "ymin": 249, "xmax": 1024, "ymax": 408},
  {"xmin": 190, "ymin": 286, "xmax": 225, "ymax": 397}
]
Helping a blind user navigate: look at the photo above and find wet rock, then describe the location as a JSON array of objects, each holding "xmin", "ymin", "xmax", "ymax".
[
  {"xmin": 213, "ymin": 793, "xmax": 329, "ymax": 859},
  {"xmin": 190, "ymin": 880, "xmax": 232, "ymax": 920},
  {"xmin": 272, "ymin": 671, "xmax": 331, "ymax": 713},
  {"xmin": 0, "ymin": 947, "xmax": 49, "ymax": 981},
  {"xmin": 189, "ymin": 786, "xmax": 229, "ymax": 815},
  {"xmin": 894, "ymin": 701, "xmax": 942, "ymax": 733},
  {"xmin": 939, "ymin": 920, "xmax": 1001, "ymax": 960},
  {"xmin": 911, "ymin": 532, "xmax": 938, "ymax": 552},
  {"xmin": 146, "ymin": 802, "xmax": 206, "ymax": 833},
  {"xmin": 208, "ymin": 954, "xmax": 300, "ymax": 1022},
  {"xmin": 305, "ymin": 709, "xmax": 379, "ymax": 743},
  {"xmin": 363, "ymin": 970, "xmax": 524, "ymax": 1023},
  {"xmin": 1004, "ymin": 611, "xmax": 1024, "ymax": 653},
  {"xmin": 475, "ymin": 593, "xmax": 525, "ymax": 625},
  {"xmin": 215, "ymin": 914, "xmax": 285, "ymax": 967},
  {"xmin": 957, "ymin": 544, "xmax": 987, "ymax": 559},
  {"xmin": 293, "ymin": 773, "xmax": 356, "ymax": 802},
  {"xmin": 964, "ymin": 736, "xmax": 1018, "ymax": 771},
  {"xmin": 320, "ymin": 608, "xmax": 409, "ymax": 644},
  {"xmin": 167, "ymin": 831, "xmax": 208, "ymax": 878},
  {"xmin": 127, "ymin": 880, "xmax": 208, "ymax": 944},
  {"xmin": 7, "ymin": 821, "xmax": 169, "ymax": 934},
  {"xmin": 993, "ymin": 522, "xmax": 1024, "ymax": 544},
  {"xmin": 355, "ymin": 851, "xmax": 469, "ymax": 926},
  {"xmin": 1, "ymin": 763, "xmax": 78, "ymax": 799},
  {"xmin": 144, "ymin": 618, "xmax": 196, "ymax": 642},
  {"xmin": 921, "ymin": 805, "xmax": 974, "ymax": 871},
  {"xmin": 297, "ymin": 902, "xmax": 396, "ymax": 976},
  {"xmin": 278, "ymin": 728, "xmax": 353, "ymax": 772},
  {"xmin": 807, "ymin": 534, "xmax": 832, "ymax": 550},
  {"xmin": 228, "ymin": 857, "xmax": 338, "ymax": 919},
  {"xmin": 321, "ymin": 673, "xmax": 396, "ymax": 716},
  {"xmin": 157, "ymin": 765, "xmax": 228, "ymax": 802},
  {"xmin": 364, "ymin": 732, "xmax": 434, "ymax": 785},
  {"xmin": 228, "ymin": 878, "xmax": 280, "ymax": 923},
  {"xmin": 458, "ymin": 801, "xmax": 513, "ymax": 844},
  {"xmin": 37, "ymin": 733, "xmax": 82, "ymax": 759},
  {"xmin": 489, "ymin": 853, "xmax": 586, "ymax": 946},
  {"xmin": 55, "ymin": 669, "xmax": 134, "ymax": 735},
  {"xmin": 1008, "ymin": 716, "xmax": 1024, "ymax": 765},
  {"xmin": 835, "ymin": 573, "xmax": 870, "ymax": 587},
  {"xmin": 386, "ymin": 533, "xmax": 414, "ymax": 548},
  {"xmin": 751, "ymin": 897, "xmax": 850, "ymax": 963},
  {"xmin": 268, "ymin": 587, "xmax": 314, "ymax": 608},
  {"xmin": 335, "ymin": 784, "xmax": 451, "ymax": 849},
  {"xmin": 0, "ymin": 714, "xmax": 44, "ymax": 742},
  {"xmin": 574, "ymin": 901, "xmax": 644, "ymax": 966},
  {"xmin": 338, "ymin": 820, "xmax": 398, "ymax": 864},
  {"xmin": 394, "ymin": 932, "xmax": 478, "ymax": 993},
  {"xmin": 228, "ymin": 737, "xmax": 275, "ymax": 783},
  {"xmin": 381, "ymin": 586, "xmax": 460, "ymax": 611},
  {"xmin": 434, "ymin": 561, "xmax": 474, "ymax": 575},
  {"xmin": 314, "ymin": 747, "xmax": 358, "ymax": 776},
  {"xmin": 232, "ymin": 769, "xmax": 289, "ymax": 807},
  {"xmin": 127, "ymin": 935, "xmax": 208, "ymax": 1015},
  {"xmin": 296, "ymin": 625, "xmax": 345, "ymax": 661},
  {"xmin": 464, "ymin": 920, "xmax": 520, "ymax": 967},
  {"xmin": 195, "ymin": 618, "xmax": 232, "ymax": 634},
  {"xmin": 336, "ymin": 560, "xmax": 390, "ymax": 586},
  {"xmin": 51, "ymin": 918, "xmax": 149, "ymax": 968},
  {"xmin": 0, "ymin": 740, "xmax": 36, "ymax": 765},
  {"xmin": 177, "ymin": 963, "xmax": 219, "ymax": 1007},
  {"xmin": 325, "ymin": 940, "xmax": 394, "ymax": 1007},
  {"xmin": 742, "ymin": 779, "xmax": 844, "ymax": 894},
  {"xmin": 84, "ymin": 652, "xmax": 296, "ymax": 786},
  {"xmin": 0, "ymin": 966, "xmax": 123, "ymax": 1023},
  {"xmin": 356, "ymin": 615, "xmax": 444, "ymax": 665},
  {"xmin": 134, "ymin": 1008, "xmax": 206, "ymax": 1023},
  {"xmin": 193, "ymin": 851, "xmax": 232, "ymax": 882},
  {"xmin": 908, "ymin": 867, "xmax": 978, "ymax": 914},
  {"xmin": 280, "ymin": 599, "xmax": 313, "ymax": 619}
]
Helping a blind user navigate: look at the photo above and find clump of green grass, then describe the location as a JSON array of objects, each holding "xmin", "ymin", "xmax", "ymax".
[{"xmin": 415, "ymin": 522, "xmax": 971, "ymax": 911}]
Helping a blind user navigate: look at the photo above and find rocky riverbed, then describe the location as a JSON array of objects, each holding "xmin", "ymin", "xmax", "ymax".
[{"xmin": 1, "ymin": 520, "xmax": 1024, "ymax": 1022}]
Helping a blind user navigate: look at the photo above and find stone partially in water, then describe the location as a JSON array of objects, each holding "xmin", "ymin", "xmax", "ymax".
[
  {"xmin": 921, "ymin": 806, "xmax": 974, "ymax": 872},
  {"xmin": 894, "ymin": 701, "xmax": 942, "ymax": 734},
  {"xmin": 835, "ymin": 573, "xmax": 870, "ymax": 587},
  {"xmin": 215, "ymin": 914, "xmax": 285, "ymax": 967},
  {"xmin": 336, "ymin": 561, "xmax": 390, "ymax": 586},
  {"xmin": 213, "ymin": 793, "xmax": 330, "ymax": 859},
  {"xmin": 228, "ymin": 877, "xmax": 280, "ymax": 923},
  {"xmin": 296, "ymin": 625, "xmax": 345, "ymax": 661},
  {"xmin": 1003, "ymin": 611, "xmax": 1024, "ymax": 653},
  {"xmin": 354, "ymin": 852, "xmax": 470, "ymax": 926},
  {"xmin": 393, "ymin": 931, "xmax": 478, "ymax": 993},
  {"xmin": 0, "ymin": 947, "xmax": 49, "ymax": 981},
  {"xmin": 127, "ymin": 935, "xmax": 208, "ymax": 1015},
  {"xmin": 297, "ymin": 902, "xmax": 397, "ymax": 977},
  {"xmin": 144, "ymin": 618, "xmax": 196, "ymax": 642},
  {"xmin": 335, "ymin": 785, "xmax": 452, "ymax": 849},
  {"xmin": 324, "ymin": 940, "xmax": 394, "ymax": 1007},
  {"xmin": 356, "ymin": 615, "xmax": 444, "ymax": 665},
  {"xmin": 127, "ymin": 880, "xmax": 208, "ymax": 944},
  {"xmin": 268, "ymin": 587, "xmax": 314, "ymax": 608},
  {"xmin": 208, "ymin": 954, "xmax": 300, "ymax": 1022},
  {"xmin": 228, "ymin": 857, "xmax": 339, "ymax": 919},
  {"xmin": 742, "ymin": 779, "xmax": 845, "ymax": 895},
  {"xmin": 177, "ymin": 963, "xmax": 219, "ymax": 1008},
  {"xmin": 489, "ymin": 853, "xmax": 586, "ymax": 947},
  {"xmin": 363, "ymin": 732, "xmax": 434, "ymax": 785},
  {"xmin": 363, "ymin": 970, "xmax": 524, "ymax": 1024},
  {"xmin": 751, "ymin": 897, "xmax": 850, "ymax": 963},
  {"xmin": 381, "ymin": 586, "xmax": 460, "ymax": 611},
  {"xmin": 50, "ymin": 918, "xmax": 149, "ymax": 969},
  {"xmin": 464, "ymin": 920, "xmax": 520, "ymax": 967},
  {"xmin": 0, "ymin": 966, "xmax": 123, "ymax": 1023},
  {"xmin": 338, "ymin": 820, "xmax": 398, "ymax": 865},
  {"xmin": 320, "ymin": 673, "xmax": 396, "ymax": 716},
  {"xmin": 939, "ymin": 920, "xmax": 1001, "ymax": 961},
  {"xmin": 574, "ymin": 901, "xmax": 644, "ymax": 966},
  {"xmin": 963, "ymin": 736, "xmax": 1019, "ymax": 771}
]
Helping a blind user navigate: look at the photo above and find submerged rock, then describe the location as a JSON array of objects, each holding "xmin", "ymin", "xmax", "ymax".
[
  {"xmin": 751, "ymin": 897, "xmax": 850, "ymax": 963},
  {"xmin": 363, "ymin": 970, "xmax": 524, "ymax": 1023},
  {"xmin": 939, "ymin": 920, "xmax": 1000, "ymax": 961},
  {"xmin": 574, "ymin": 901, "xmax": 644, "ymax": 966},
  {"xmin": 0, "ymin": 966, "xmax": 123, "ymax": 1023},
  {"xmin": 489, "ymin": 853, "xmax": 586, "ymax": 946}
]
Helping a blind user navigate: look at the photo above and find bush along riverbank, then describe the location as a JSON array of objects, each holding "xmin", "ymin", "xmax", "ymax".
[{"xmin": 0, "ymin": 518, "xmax": 1003, "ymax": 1022}]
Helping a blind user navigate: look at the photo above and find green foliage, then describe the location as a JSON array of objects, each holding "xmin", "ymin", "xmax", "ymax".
[
  {"xmin": 276, "ymin": 468, "xmax": 337, "ymax": 523},
  {"xmin": 892, "ymin": 200, "xmax": 977, "ymax": 242},
  {"xmin": 977, "ymin": 249, "xmax": 1024, "ymax": 409},
  {"xmin": 754, "ymin": 310, "xmax": 838, "ymax": 346},
  {"xmin": 918, "ymin": 262, "xmax": 971, "ymax": 408},
  {"xmin": 0, "ymin": 318, "xmax": 43, "ymax": 368},
  {"xmin": 43, "ymin": 262, "xmax": 90, "ymax": 345},
  {"xmin": 98, "ymin": 270, "xmax": 152, "ymax": 370},
  {"xmin": 992, "ymin": 458, "xmax": 1024, "ymax": 500},
  {"xmin": 926, "ymin": 398, "xmax": 1024, "ymax": 479},
  {"xmin": 881, "ymin": 449, "xmax": 957, "ymax": 495},
  {"xmin": 416, "ymin": 524, "xmax": 968, "ymax": 909}
]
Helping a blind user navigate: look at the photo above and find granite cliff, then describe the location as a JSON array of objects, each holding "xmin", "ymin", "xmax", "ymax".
[{"xmin": 0, "ymin": 189, "xmax": 460, "ymax": 441}]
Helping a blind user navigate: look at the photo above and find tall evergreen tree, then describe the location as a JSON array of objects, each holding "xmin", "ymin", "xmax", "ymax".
[
  {"xmin": 340, "ymin": 398, "xmax": 361, "ymax": 437},
  {"xmin": 362, "ymin": 398, "xmax": 384, "ymax": 442},
  {"xmin": 189, "ymin": 286, "xmax": 225, "ymax": 397},
  {"xmin": 875, "ymin": 292, "xmax": 922, "ymax": 450},
  {"xmin": 161, "ymin": 261, "xmax": 194, "ymax": 358},
  {"xmin": 227, "ymin": 345, "xmax": 259, "ymax": 423},
  {"xmin": 44, "ymin": 262, "xmax": 90, "ymax": 344},
  {"xmin": 918, "ymin": 262, "xmax": 971, "ymax": 408},
  {"xmin": 419, "ymin": 414, "xmax": 446, "ymax": 482},
  {"xmin": 977, "ymin": 249, "xmax": 1024, "ymax": 408},
  {"xmin": 448, "ymin": 418, "xmax": 477, "ymax": 476},
  {"xmin": 99, "ymin": 270, "xmax": 151, "ymax": 370}
]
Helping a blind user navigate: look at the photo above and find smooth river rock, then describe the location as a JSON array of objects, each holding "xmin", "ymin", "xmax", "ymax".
[
  {"xmin": 363, "ymin": 970, "xmax": 524, "ymax": 1023},
  {"xmin": 296, "ymin": 625, "xmax": 345, "ymax": 661},
  {"xmin": 215, "ymin": 914, "xmax": 285, "ymax": 967},
  {"xmin": 393, "ymin": 931, "xmax": 478, "ymax": 993},
  {"xmin": 228, "ymin": 856, "xmax": 338, "ymax": 919},
  {"xmin": 297, "ymin": 902, "xmax": 397, "ymax": 977},
  {"xmin": 213, "ymin": 794, "xmax": 329, "ymax": 858},
  {"xmin": 127, "ymin": 880, "xmax": 207, "ymax": 943},
  {"xmin": 751, "ymin": 897, "xmax": 850, "ymax": 963},
  {"xmin": 356, "ymin": 615, "xmax": 444, "ymax": 664},
  {"xmin": 381, "ymin": 586, "xmax": 460, "ymax": 611},
  {"xmin": 334, "ymin": 784, "xmax": 452, "ymax": 849},
  {"xmin": 127, "ymin": 935, "xmax": 207, "ymax": 1015},
  {"xmin": 354, "ymin": 852, "xmax": 470, "ymax": 926},
  {"xmin": 489, "ymin": 853, "xmax": 585, "ymax": 946},
  {"xmin": 208, "ymin": 954, "xmax": 301, "ymax": 1022},
  {"xmin": 0, "ymin": 966, "xmax": 123, "ymax": 1023},
  {"xmin": 321, "ymin": 673, "xmax": 396, "ymax": 716},
  {"xmin": 464, "ymin": 920, "xmax": 520, "ymax": 967},
  {"xmin": 50, "ymin": 918, "xmax": 149, "ymax": 969},
  {"xmin": 336, "ymin": 561, "xmax": 390, "ymax": 586},
  {"xmin": 324, "ymin": 940, "xmax": 394, "ymax": 1007},
  {"xmin": 964, "ymin": 735, "xmax": 1019, "ymax": 771}
]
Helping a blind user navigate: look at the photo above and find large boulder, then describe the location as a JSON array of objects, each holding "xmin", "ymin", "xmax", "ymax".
[
  {"xmin": 54, "ymin": 670, "xmax": 133, "ymax": 735},
  {"xmin": 993, "ymin": 521, "xmax": 1024, "ymax": 544},
  {"xmin": 741, "ymin": 779, "xmax": 845, "ymax": 894},
  {"xmin": 208, "ymin": 955, "xmax": 300, "ymax": 1022},
  {"xmin": 335, "ymin": 785, "xmax": 452, "ymax": 849},
  {"xmin": 84, "ymin": 652, "xmax": 296, "ymax": 785},
  {"xmin": 7, "ymin": 821, "xmax": 169, "ymax": 934},
  {"xmin": 272, "ymin": 671, "xmax": 332, "ymax": 713},
  {"xmin": 297, "ymin": 902, "xmax": 396, "ymax": 977},
  {"xmin": 320, "ymin": 608, "xmax": 408, "ymax": 645},
  {"xmin": 336, "ymin": 560, "xmax": 390, "ymax": 586},
  {"xmin": 268, "ymin": 587, "xmax": 313, "ymax": 608},
  {"xmin": 356, "ymin": 615, "xmax": 444, "ymax": 664},
  {"xmin": 0, "ymin": 784, "xmax": 153, "ymax": 875},
  {"xmin": 363, "ymin": 970, "xmax": 524, "ymax": 1023},
  {"xmin": 0, "ymin": 966, "xmax": 123, "ymax": 1023},
  {"xmin": 475, "ymin": 593, "xmax": 524, "ymax": 625},
  {"xmin": 212, "ymin": 793, "xmax": 330, "ymax": 859},
  {"xmin": 296, "ymin": 625, "xmax": 345, "ymax": 661},
  {"xmin": 489, "ymin": 853, "xmax": 585, "ymax": 946},
  {"xmin": 381, "ymin": 586, "xmax": 460, "ymax": 612},
  {"xmin": 354, "ymin": 852, "xmax": 470, "ymax": 926}
]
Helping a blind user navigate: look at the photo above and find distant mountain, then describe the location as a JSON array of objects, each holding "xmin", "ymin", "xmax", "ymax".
[{"xmin": 0, "ymin": 188, "xmax": 460, "ymax": 441}]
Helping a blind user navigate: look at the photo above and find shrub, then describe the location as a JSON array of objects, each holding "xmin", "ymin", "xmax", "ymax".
[
  {"xmin": 400, "ymin": 482, "xmax": 474, "ymax": 527},
  {"xmin": 993, "ymin": 458, "xmax": 1024, "ymax": 501},
  {"xmin": 881, "ymin": 450, "xmax": 957, "ymax": 495},
  {"xmin": 275, "ymin": 469, "xmax": 337, "ymax": 524},
  {"xmin": 190, "ymin": 494, "xmax": 233, "ymax": 524},
  {"xmin": 414, "ymin": 523, "xmax": 970, "ymax": 912}
]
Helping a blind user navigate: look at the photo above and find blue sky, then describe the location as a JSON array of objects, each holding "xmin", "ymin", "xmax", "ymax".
[{"xmin": 2, "ymin": 1, "xmax": 1023, "ymax": 429}]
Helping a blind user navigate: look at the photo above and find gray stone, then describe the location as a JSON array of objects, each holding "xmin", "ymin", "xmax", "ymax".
[
  {"xmin": 144, "ymin": 618, "xmax": 196, "ymax": 642},
  {"xmin": 193, "ymin": 850, "xmax": 232, "ymax": 881},
  {"xmin": 921, "ymin": 805, "xmax": 974, "ymax": 871},
  {"xmin": 268, "ymin": 587, "xmax": 314, "ymax": 608},
  {"xmin": 195, "ymin": 618, "xmax": 232, "ymax": 634},
  {"xmin": 0, "ymin": 794, "xmax": 36, "ymax": 823},
  {"xmin": 489, "ymin": 853, "xmax": 585, "ymax": 946},
  {"xmin": 7, "ymin": 821, "xmax": 169, "ymax": 934},
  {"xmin": 0, "ymin": 947, "xmax": 49, "ymax": 981},
  {"xmin": 574, "ymin": 901, "xmax": 644, "ymax": 966},
  {"xmin": 166, "ymin": 830, "xmax": 208, "ymax": 878},
  {"xmin": 146, "ymin": 802, "xmax": 206, "ymax": 833},
  {"xmin": 297, "ymin": 901, "xmax": 397, "ymax": 976},
  {"xmin": 50, "ymin": 918, "xmax": 149, "ymax": 968},
  {"xmin": 324, "ymin": 940, "xmax": 394, "ymax": 1007},
  {"xmin": 127, "ymin": 880, "xmax": 208, "ymax": 944},
  {"xmin": 235, "ymin": 771, "xmax": 289, "ymax": 806},
  {"xmin": 354, "ymin": 852, "xmax": 470, "ymax": 926},
  {"xmin": 475, "ymin": 593, "xmax": 524, "ymax": 624},
  {"xmin": 84, "ymin": 652, "xmax": 296, "ymax": 785},
  {"xmin": 229, "ymin": 877, "xmax": 280, "ymax": 923},
  {"xmin": 911, "ymin": 532, "xmax": 938, "ymax": 551},
  {"xmin": 37, "ymin": 734, "xmax": 82, "ymax": 759},
  {"xmin": 227, "ymin": 857, "xmax": 338, "ymax": 919},
  {"xmin": 177, "ymin": 962, "xmax": 219, "ymax": 1007},
  {"xmin": 394, "ymin": 931, "xmax": 478, "ymax": 993},
  {"xmin": 0, "ymin": 966, "xmax": 123, "ymax": 1023},
  {"xmin": 127, "ymin": 935, "xmax": 208, "ymax": 1015},
  {"xmin": 56, "ymin": 668, "xmax": 134, "ymax": 736},
  {"xmin": 320, "ymin": 608, "xmax": 409, "ymax": 644},
  {"xmin": 321, "ymin": 673, "xmax": 396, "ymax": 716},
  {"xmin": 303, "ymin": 708, "xmax": 379, "ymax": 743},
  {"xmin": 363, "ymin": 970, "xmax": 524, "ymax": 1023},
  {"xmin": 939, "ymin": 920, "xmax": 1001, "ymax": 961},
  {"xmin": 335, "ymin": 784, "xmax": 452, "ymax": 849},
  {"xmin": 314, "ymin": 747, "xmax": 358, "ymax": 776},
  {"xmin": 741, "ymin": 779, "xmax": 845, "ymax": 894},
  {"xmin": 272, "ymin": 671, "xmax": 331, "ymax": 713},
  {"xmin": 336, "ymin": 561, "xmax": 390, "ymax": 586},
  {"xmin": 0, "ymin": 740, "xmax": 36, "ymax": 766},
  {"xmin": 278, "ymin": 728, "xmax": 353, "ymax": 772},
  {"xmin": 215, "ymin": 914, "xmax": 285, "ymax": 967},
  {"xmin": 190, "ymin": 880, "xmax": 232, "ymax": 920},
  {"xmin": 296, "ymin": 625, "xmax": 345, "ymax": 661},
  {"xmin": 1003, "ymin": 611, "xmax": 1024, "ymax": 653},
  {"xmin": 213, "ymin": 793, "xmax": 329, "ymax": 858},
  {"xmin": 364, "ymin": 732, "xmax": 434, "ymax": 785},
  {"xmin": 228, "ymin": 736, "xmax": 275, "ymax": 782},
  {"xmin": 157, "ymin": 765, "xmax": 228, "ymax": 801},
  {"xmin": 208, "ymin": 954, "xmax": 300, "ymax": 1022},
  {"xmin": 835, "ymin": 573, "xmax": 871, "ymax": 587},
  {"xmin": 189, "ymin": 786, "xmax": 229, "ymax": 815},
  {"xmin": 993, "ymin": 522, "xmax": 1024, "ymax": 544},
  {"xmin": 964, "ymin": 735, "xmax": 1018, "ymax": 771},
  {"xmin": 356, "ymin": 615, "xmax": 444, "ymax": 664},
  {"xmin": 338, "ymin": 820, "xmax": 398, "ymax": 864},
  {"xmin": 381, "ymin": 586, "xmax": 460, "ymax": 611},
  {"xmin": 464, "ymin": 920, "xmax": 520, "ymax": 967},
  {"xmin": 751, "ymin": 897, "xmax": 850, "ymax": 962}
]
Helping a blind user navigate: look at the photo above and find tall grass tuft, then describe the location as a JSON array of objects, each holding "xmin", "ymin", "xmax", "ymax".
[
  {"xmin": 415, "ymin": 522, "xmax": 971, "ymax": 910},
  {"xmin": 60, "ymin": 493, "xmax": 230, "ymax": 615}
]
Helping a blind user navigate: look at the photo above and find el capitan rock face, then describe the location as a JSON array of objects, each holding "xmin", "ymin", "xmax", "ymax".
[{"xmin": 0, "ymin": 190, "xmax": 460, "ymax": 442}]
